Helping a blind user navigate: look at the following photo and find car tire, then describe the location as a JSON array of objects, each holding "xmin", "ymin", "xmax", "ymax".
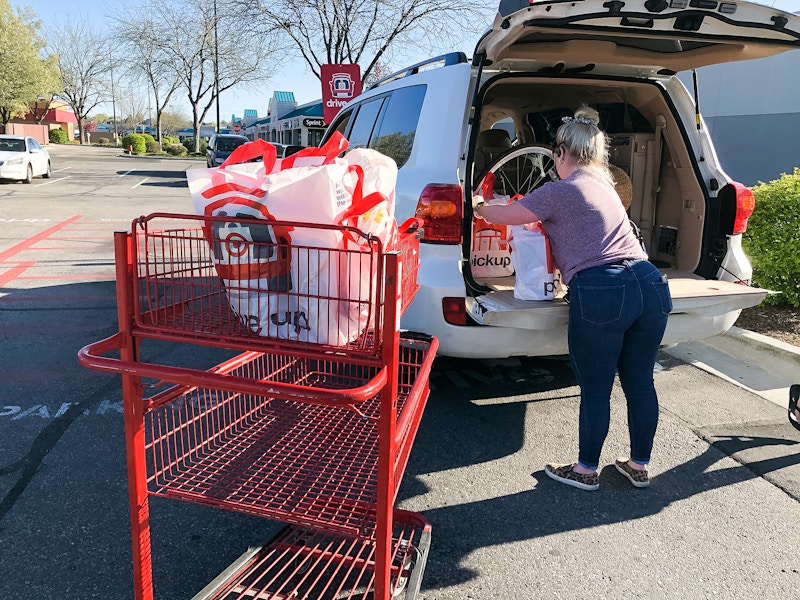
[
  {"xmin": 23, "ymin": 164, "xmax": 33, "ymax": 184},
  {"xmin": 43, "ymin": 161, "xmax": 52, "ymax": 178}
]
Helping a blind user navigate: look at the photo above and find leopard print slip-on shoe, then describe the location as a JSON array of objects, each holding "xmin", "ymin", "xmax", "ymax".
[
  {"xmin": 544, "ymin": 463, "xmax": 599, "ymax": 491},
  {"xmin": 614, "ymin": 458, "xmax": 650, "ymax": 488}
]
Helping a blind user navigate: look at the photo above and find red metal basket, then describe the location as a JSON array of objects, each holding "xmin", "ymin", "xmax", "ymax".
[
  {"xmin": 142, "ymin": 335, "xmax": 435, "ymax": 537},
  {"xmin": 128, "ymin": 213, "xmax": 421, "ymax": 357}
]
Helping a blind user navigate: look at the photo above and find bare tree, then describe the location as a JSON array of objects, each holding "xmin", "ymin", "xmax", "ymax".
[
  {"xmin": 125, "ymin": 0, "xmax": 282, "ymax": 153},
  {"xmin": 160, "ymin": 110, "xmax": 192, "ymax": 138},
  {"xmin": 47, "ymin": 19, "xmax": 110, "ymax": 144},
  {"xmin": 237, "ymin": 0, "xmax": 494, "ymax": 85},
  {"xmin": 363, "ymin": 61, "xmax": 392, "ymax": 88},
  {"xmin": 118, "ymin": 84, "xmax": 147, "ymax": 135},
  {"xmin": 110, "ymin": 12, "xmax": 182, "ymax": 142}
]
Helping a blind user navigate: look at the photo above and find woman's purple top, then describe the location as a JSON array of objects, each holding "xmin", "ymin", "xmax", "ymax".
[{"xmin": 518, "ymin": 169, "xmax": 647, "ymax": 285}]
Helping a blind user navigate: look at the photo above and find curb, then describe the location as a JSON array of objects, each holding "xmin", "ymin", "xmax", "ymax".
[
  {"xmin": 721, "ymin": 326, "xmax": 800, "ymax": 369},
  {"xmin": 117, "ymin": 152, "xmax": 205, "ymax": 161}
]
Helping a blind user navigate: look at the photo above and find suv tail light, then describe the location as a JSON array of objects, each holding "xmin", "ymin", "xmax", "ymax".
[
  {"xmin": 732, "ymin": 182, "xmax": 755, "ymax": 234},
  {"xmin": 415, "ymin": 184, "xmax": 463, "ymax": 244},
  {"xmin": 442, "ymin": 297, "xmax": 468, "ymax": 325}
]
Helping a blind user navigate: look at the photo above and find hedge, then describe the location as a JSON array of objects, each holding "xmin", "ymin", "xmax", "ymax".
[
  {"xmin": 122, "ymin": 133, "xmax": 147, "ymax": 155},
  {"xmin": 182, "ymin": 137, "xmax": 208, "ymax": 155},
  {"xmin": 49, "ymin": 129, "xmax": 69, "ymax": 144},
  {"xmin": 743, "ymin": 168, "xmax": 800, "ymax": 307},
  {"xmin": 164, "ymin": 143, "xmax": 188, "ymax": 157}
]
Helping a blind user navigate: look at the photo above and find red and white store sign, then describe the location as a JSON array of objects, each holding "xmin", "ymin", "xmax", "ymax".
[{"xmin": 321, "ymin": 64, "xmax": 362, "ymax": 124}]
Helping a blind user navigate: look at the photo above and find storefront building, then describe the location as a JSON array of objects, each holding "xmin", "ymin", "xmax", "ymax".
[
  {"xmin": 242, "ymin": 92, "xmax": 327, "ymax": 149},
  {"xmin": 4, "ymin": 99, "xmax": 78, "ymax": 144}
]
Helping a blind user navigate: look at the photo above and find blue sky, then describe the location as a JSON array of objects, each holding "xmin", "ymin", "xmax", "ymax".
[{"xmin": 18, "ymin": 0, "xmax": 800, "ymax": 121}]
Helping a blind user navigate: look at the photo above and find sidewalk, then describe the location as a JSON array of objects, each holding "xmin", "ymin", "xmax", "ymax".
[{"xmin": 665, "ymin": 325, "xmax": 800, "ymax": 409}]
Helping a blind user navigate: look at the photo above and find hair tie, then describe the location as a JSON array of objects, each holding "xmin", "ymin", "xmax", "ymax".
[{"xmin": 562, "ymin": 116, "xmax": 596, "ymax": 126}]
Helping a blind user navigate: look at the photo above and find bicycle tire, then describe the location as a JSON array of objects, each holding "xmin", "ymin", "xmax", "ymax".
[{"xmin": 476, "ymin": 143, "xmax": 557, "ymax": 199}]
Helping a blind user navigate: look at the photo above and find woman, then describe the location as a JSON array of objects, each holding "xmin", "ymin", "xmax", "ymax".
[{"xmin": 474, "ymin": 106, "xmax": 672, "ymax": 491}]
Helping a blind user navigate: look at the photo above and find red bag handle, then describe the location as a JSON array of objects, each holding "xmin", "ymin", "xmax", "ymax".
[
  {"xmin": 219, "ymin": 131, "xmax": 349, "ymax": 174},
  {"xmin": 219, "ymin": 139, "xmax": 277, "ymax": 172},
  {"xmin": 480, "ymin": 172, "xmax": 496, "ymax": 199},
  {"xmin": 339, "ymin": 164, "xmax": 394, "ymax": 247},
  {"xmin": 280, "ymin": 131, "xmax": 349, "ymax": 169},
  {"xmin": 338, "ymin": 165, "xmax": 389, "ymax": 222}
]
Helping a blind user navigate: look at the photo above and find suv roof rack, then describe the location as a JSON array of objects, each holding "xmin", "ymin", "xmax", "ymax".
[{"xmin": 366, "ymin": 52, "xmax": 469, "ymax": 91}]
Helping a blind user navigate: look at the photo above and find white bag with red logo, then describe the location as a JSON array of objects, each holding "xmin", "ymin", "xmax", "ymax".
[
  {"xmin": 471, "ymin": 173, "xmax": 514, "ymax": 278},
  {"xmin": 187, "ymin": 133, "xmax": 398, "ymax": 345},
  {"xmin": 509, "ymin": 221, "xmax": 560, "ymax": 301},
  {"xmin": 472, "ymin": 194, "xmax": 514, "ymax": 278}
]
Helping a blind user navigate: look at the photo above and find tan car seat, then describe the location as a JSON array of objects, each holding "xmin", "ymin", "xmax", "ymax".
[{"xmin": 474, "ymin": 129, "xmax": 512, "ymax": 180}]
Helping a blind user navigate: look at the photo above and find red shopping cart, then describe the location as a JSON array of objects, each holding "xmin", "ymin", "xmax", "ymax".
[{"xmin": 78, "ymin": 213, "xmax": 437, "ymax": 600}]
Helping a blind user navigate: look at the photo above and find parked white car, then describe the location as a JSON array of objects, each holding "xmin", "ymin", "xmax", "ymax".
[
  {"xmin": 0, "ymin": 135, "xmax": 51, "ymax": 183},
  {"xmin": 322, "ymin": 0, "xmax": 799, "ymax": 358}
]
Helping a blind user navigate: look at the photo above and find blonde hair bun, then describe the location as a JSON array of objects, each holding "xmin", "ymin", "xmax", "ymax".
[{"xmin": 574, "ymin": 105, "xmax": 600, "ymax": 126}]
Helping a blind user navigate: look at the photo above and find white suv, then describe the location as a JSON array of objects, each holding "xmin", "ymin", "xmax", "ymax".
[{"xmin": 323, "ymin": 0, "xmax": 800, "ymax": 358}]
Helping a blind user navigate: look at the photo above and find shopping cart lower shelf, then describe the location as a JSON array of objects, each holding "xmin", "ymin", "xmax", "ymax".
[{"xmin": 194, "ymin": 510, "xmax": 431, "ymax": 600}]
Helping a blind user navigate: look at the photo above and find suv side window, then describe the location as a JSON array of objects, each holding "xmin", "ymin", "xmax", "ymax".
[
  {"xmin": 369, "ymin": 85, "xmax": 425, "ymax": 168},
  {"xmin": 345, "ymin": 98, "xmax": 385, "ymax": 150},
  {"xmin": 330, "ymin": 85, "xmax": 426, "ymax": 169}
]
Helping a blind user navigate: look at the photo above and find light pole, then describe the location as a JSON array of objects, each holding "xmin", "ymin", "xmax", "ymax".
[
  {"xmin": 214, "ymin": 0, "xmax": 220, "ymax": 134},
  {"xmin": 109, "ymin": 52, "xmax": 118, "ymax": 145}
]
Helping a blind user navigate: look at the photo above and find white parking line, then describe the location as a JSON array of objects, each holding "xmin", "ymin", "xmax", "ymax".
[
  {"xmin": 52, "ymin": 167, "xmax": 72, "ymax": 173},
  {"xmin": 34, "ymin": 176, "xmax": 72, "ymax": 186},
  {"xmin": 119, "ymin": 169, "xmax": 135, "ymax": 177},
  {"xmin": 132, "ymin": 178, "xmax": 149, "ymax": 189}
]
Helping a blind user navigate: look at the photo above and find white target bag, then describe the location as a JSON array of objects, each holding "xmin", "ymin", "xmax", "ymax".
[
  {"xmin": 187, "ymin": 133, "xmax": 398, "ymax": 345},
  {"xmin": 509, "ymin": 221, "xmax": 559, "ymax": 301}
]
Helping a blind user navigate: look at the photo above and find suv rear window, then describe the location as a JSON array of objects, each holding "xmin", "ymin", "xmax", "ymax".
[
  {"xmin": 217, "ymin": 136, "xmax": 247, "ymax": 151},
  {"xmin": 332, "ymin": 85, "xmax": 426, "ymax": 168}
]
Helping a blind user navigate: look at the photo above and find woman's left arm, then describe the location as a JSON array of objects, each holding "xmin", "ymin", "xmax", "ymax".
[{"xmin": 475, "ymin": 201, "xmax": 540, "ymax": 225}]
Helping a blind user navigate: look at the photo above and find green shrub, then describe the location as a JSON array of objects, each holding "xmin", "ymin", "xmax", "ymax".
[
  {"xmin": 182, "ymin": 137, "xmax": 208, "ymax": 155},
  {"xmin": 98, "ymin": 137, "xmax": 109, "ymax": 145},
  {"xmin": 49, "ymin": 129, "xmax": 68, "ymax": 144},
  {"xmin": 122, "ymin": 133, "xmax": 147, "ymax": 155},
  {"xmin": 743, "ymin": 168, "xmax": 800, "ymax": 307},
  {"xmin": 162, "ymin": 136, "xmax": 179, "ymax": 145},
  {"xmin": 146, "ymin": 141, "xmax": 162, "ymax": 154},
  {"xmin": 164, "ymin": 143, "xmax": 188, "ymax": 157},
  {"xmin": 143, "ymin": 133, "xmax": 155, "ymax": 144}
]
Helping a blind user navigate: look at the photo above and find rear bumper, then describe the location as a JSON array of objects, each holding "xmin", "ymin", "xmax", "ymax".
[{"xmin": 403, "ymin": 279, "xmax": 767, "ymax": 359}]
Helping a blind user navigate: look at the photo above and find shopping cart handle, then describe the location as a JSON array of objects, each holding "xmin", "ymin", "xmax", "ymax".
[
  {"xmin": 77, "ymin": 333, "xmax": 389, "ymax": 406},
  {"xmin": 399, "ymin": 217, "xmax": 424, "ymax": 237}
]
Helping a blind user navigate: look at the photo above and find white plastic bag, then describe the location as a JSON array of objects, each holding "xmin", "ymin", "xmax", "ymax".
[
  {"xmin": 509, "ymin": 221, "xmax": 559, "ymax": 301},
  {"xmin": 471, "ymin": 194, "xmax": 514, "ymax": 278},
  {"xmin": 187, "ymin": 133, "xmax": 398, "ymax": 345}
]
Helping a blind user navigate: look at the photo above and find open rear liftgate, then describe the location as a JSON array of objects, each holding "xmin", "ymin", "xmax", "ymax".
[{"xmin": 78, "ymin": 213, "xmax": 437, "ymax": 600}]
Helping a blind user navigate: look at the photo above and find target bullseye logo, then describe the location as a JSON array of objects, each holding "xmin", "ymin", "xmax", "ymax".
[{"xmin": 224, "ymin": 232, "xmax": 250, "ymax": 257}]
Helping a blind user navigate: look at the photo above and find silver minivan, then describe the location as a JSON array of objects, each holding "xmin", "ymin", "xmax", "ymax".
[{"xmin": 324, "ymin": 0, "xmax": 800, "ymax": 358}]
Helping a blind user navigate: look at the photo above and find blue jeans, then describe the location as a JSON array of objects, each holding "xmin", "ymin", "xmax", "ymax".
[{"xmin": 567, "ymin": 259, "xmax": 672, "ymax": 470}]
